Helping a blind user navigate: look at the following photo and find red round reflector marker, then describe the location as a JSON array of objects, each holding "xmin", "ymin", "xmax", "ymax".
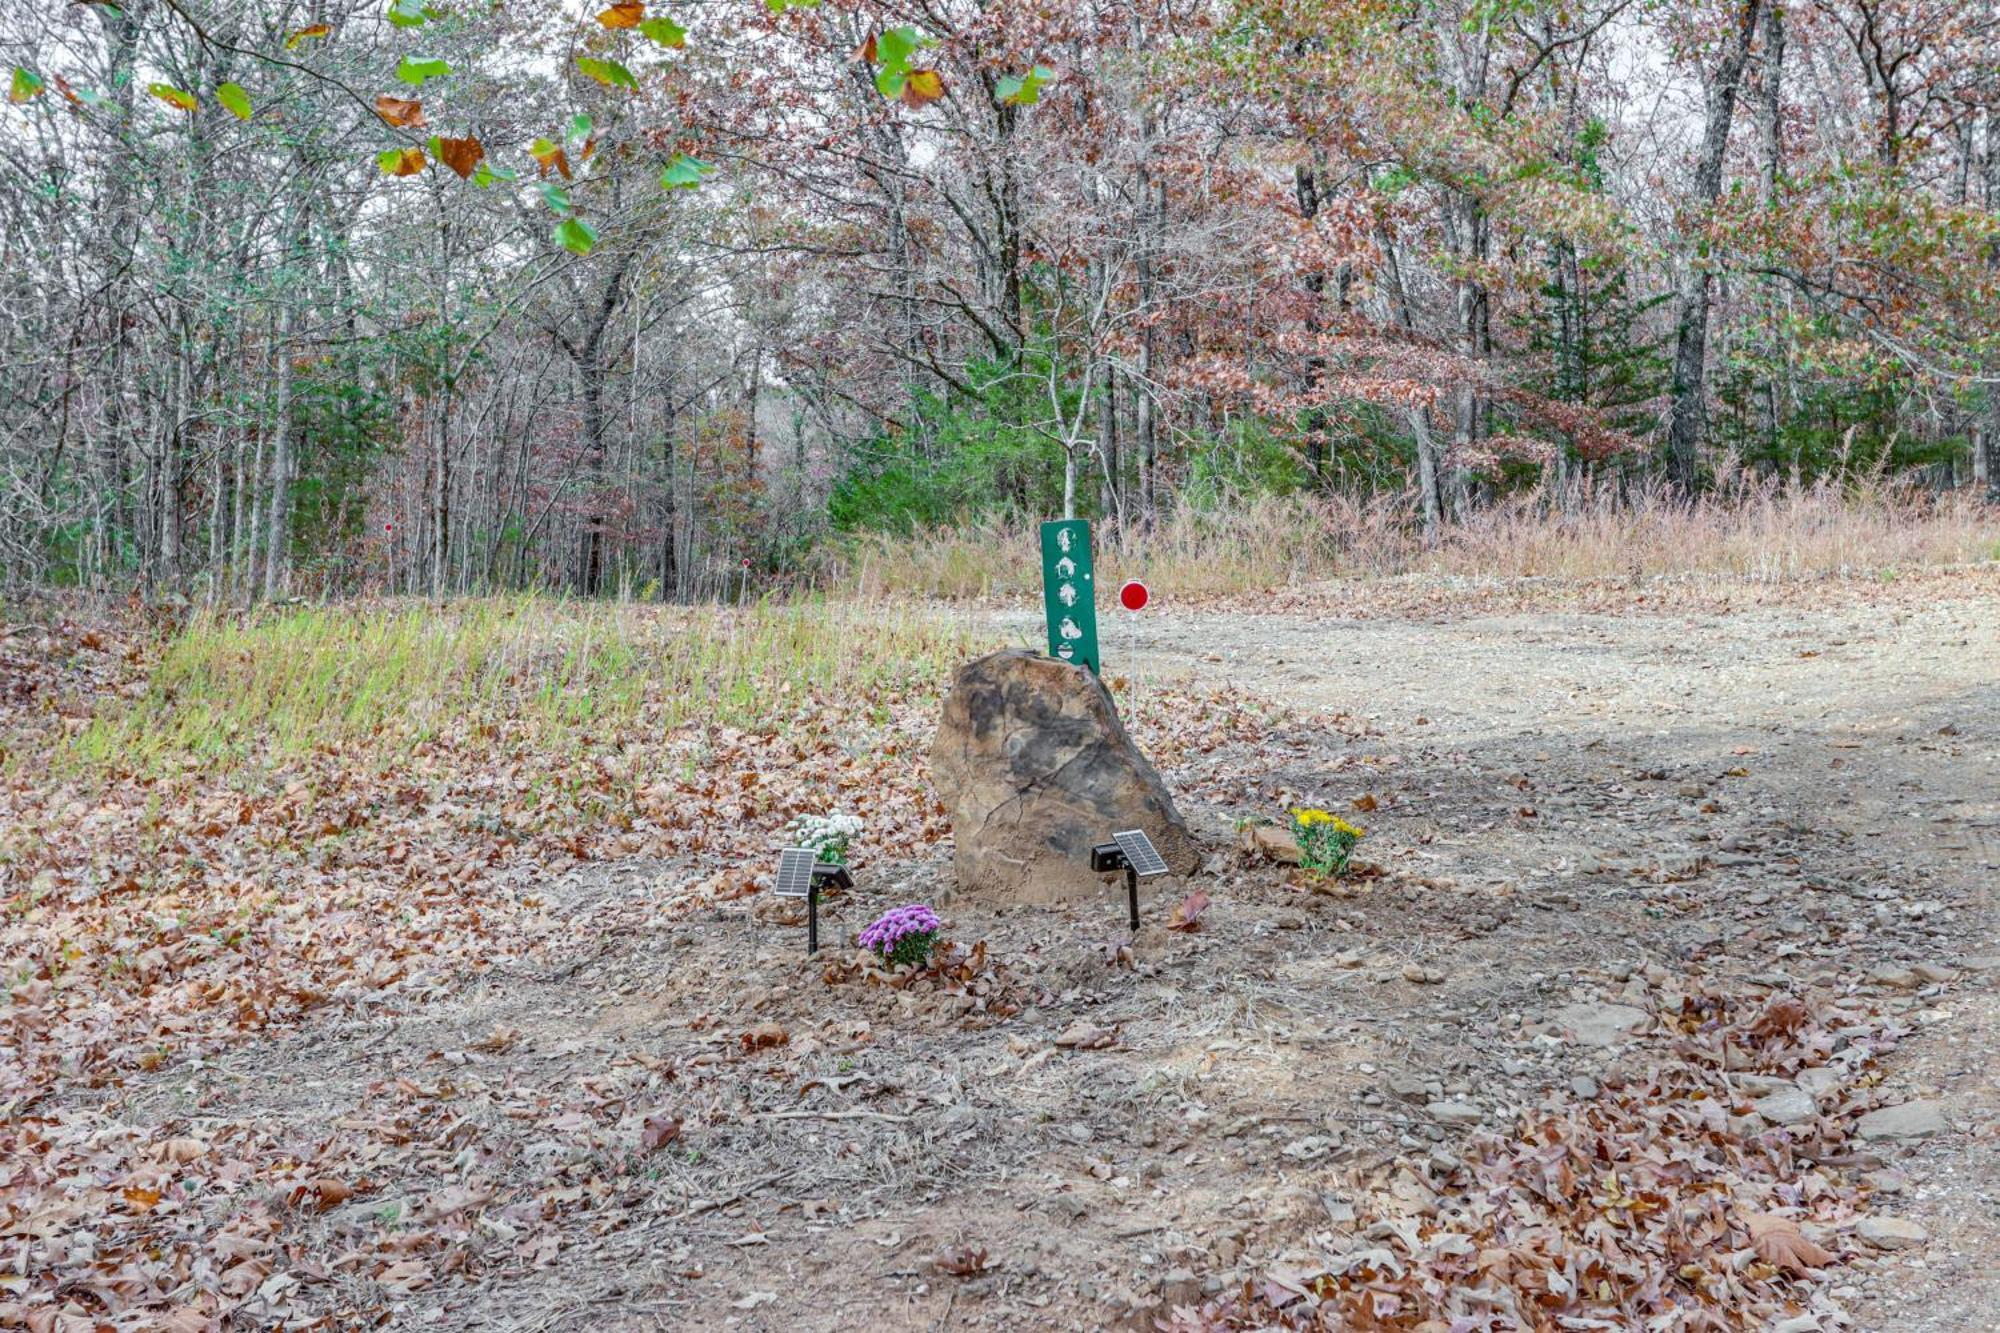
[{"xmin": 1119, "ymin": 579, "xmax": 1149, "ymax": 611}]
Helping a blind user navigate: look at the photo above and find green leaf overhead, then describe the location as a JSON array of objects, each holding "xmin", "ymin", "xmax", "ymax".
[
  {"xmin": 148, "ymin": 84, "xmax": 197, "ymax": 112},
  {"xmin": 996, "ymin": 65, "xmax": 1053, "ymax": 107},
  {"xmin": 214, "ymin": 82, "xmax": 252, "ymax": 120},
  {"xmin": 575, "ymin": 57, "xmax": 637, "ymax": 90},
  {"xmin": 638, "ymin": 16, "xmax": 687, "ymax": 47},
  {"xmin": 396, "ymin": 56, "xmax": 452, "ymax": 88},
  {"xmin": 470, "ymin": 160, "xmax": 517, "ymax": 188},
  {"xmin": 554, "ymin": 217, "xmax": 598, "ymax": 256},
  {"xmin": 386, "ymin": 0, "xmax": 429, "ymax": 29},
  {"xmin": 538, "ymin": 181, "xmax": 574, "ymax": 215},
  {"xmin": 659, "ymin": 153, "xmax": 713, "ymax": 189},
  {"xmin": 9, "ymin": 67, "xmax": 45, "ymax": 103},
  {"xmin": 766, "ymin": 0, "xmax": 820, "ymax": 11}
]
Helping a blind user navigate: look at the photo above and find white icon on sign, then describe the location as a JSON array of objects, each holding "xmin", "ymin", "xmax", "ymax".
[
  {"xmin": 1059, "ymin": 617, "xmax": 1082, "ymax": 640},
  {"xmin": 1057, "ymin": 529, "xmax": 1072, "ymax": 554},
  {"xmin": 1055, "ymin": 556, "xmax": 1075, "ymax": 578},
  {"xmin": 1058, "ymin": 582, "xmax": 1077, "ymax": 607}
]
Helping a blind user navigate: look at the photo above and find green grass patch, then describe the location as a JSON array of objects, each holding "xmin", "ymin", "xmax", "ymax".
[{"xmin": 64, "ymin": 597, "xmax": 994, "ymax": 777}]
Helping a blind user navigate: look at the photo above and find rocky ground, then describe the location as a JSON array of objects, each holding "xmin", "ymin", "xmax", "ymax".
[{"xmin": 7, "ymin": 569, "xmax": 1996, "ymax": 1330}]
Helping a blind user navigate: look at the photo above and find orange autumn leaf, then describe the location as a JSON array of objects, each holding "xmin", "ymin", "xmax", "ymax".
[
  {"xmin": 374, "ymin": 94, "xmax": 425, "ymax": 128},
  {"xmin": 530, "ymin": 141, "xmax": 572, "ymax": 180},
  {"xmin": 900, "ymin": 68, "xmax": 944, "ymax": 108},
  {"xmin": 435, "ymin": 135, "xmax": 485, "ymax": 179},
  {"xmin": 597, "ymin": 1, "xmax": 644, "ymax": 27}
]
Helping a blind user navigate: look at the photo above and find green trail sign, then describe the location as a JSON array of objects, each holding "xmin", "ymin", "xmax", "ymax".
[{"xmin": 1039, "ymin": 518, "xmax": 1099, "ymax": 674}]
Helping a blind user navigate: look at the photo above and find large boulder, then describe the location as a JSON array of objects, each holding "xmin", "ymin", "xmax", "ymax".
[{"xmin": 930, "ymin": 649, "xmax": 1198, "ymax": 903}]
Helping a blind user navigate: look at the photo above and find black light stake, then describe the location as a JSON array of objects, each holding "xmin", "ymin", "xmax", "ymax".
[
  {"xmin": 775, "ymin": 847, "xmax": 853, "ymax": 955},
  {"xmin": 1091, "ymin": 829, "xmax": 1170, "ymax": 931}
]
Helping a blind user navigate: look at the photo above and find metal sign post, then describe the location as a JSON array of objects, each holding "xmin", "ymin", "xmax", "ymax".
[{"xmin": 1039, "ymin": 518, "xmax": 1100, "ymax": 674}]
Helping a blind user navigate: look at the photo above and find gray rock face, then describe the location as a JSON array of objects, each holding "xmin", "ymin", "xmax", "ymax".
[
  {"xmin": 1426, "ymin": 1100, "xmax": 1482, "ymax": 1126},
  {"xmin": 1855, "ymin": 1100, "xmax": 1948, "ymax": 1142},
  {"xmin": 1752, "ymin": 1087, "xmax": 1817, "ymax": 1126},
  {"xmin": 1856, "ymin": 1215, "xmax": 1928, "ymax": 1249},
  {"xmin": 930, "ymin": 649, "xmax": 1197, "ymax": 902},
  {"xmin": 1552, "ymin": 1002, "xmax": 1651, "ymax": 1047}
]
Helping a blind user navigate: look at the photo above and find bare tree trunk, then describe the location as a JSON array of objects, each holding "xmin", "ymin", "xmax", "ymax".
[
  {"xmin": 1666, "ymin": 0, "xmax": 1764, "ymax": 492},
  {"xmin": 263, "ymin": 272, "xmax": 295, "ymax": 601},
  {"xmin": 1409, "ymin": 406, "xmax": 1444, "ymax": 539}
]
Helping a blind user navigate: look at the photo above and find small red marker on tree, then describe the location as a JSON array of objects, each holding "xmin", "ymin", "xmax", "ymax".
[{"xmin": 1118, "ymin": 579, "xmax": 1149, "ymax": 611}]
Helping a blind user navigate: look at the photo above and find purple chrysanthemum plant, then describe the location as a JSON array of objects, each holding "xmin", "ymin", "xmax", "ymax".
[{"xmin": 857, "ymin": 903, "xmax": 942, "ymax": 969}]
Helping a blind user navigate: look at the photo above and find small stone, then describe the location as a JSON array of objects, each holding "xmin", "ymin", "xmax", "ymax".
[
  {"xmin": 1426, "ymin": 1100, "xmax": 1482, "ymax": 1127},
  {"xmin": 1385, "ymin": 1073, "xmax": 1429, "ymax": 1105},
  {"xmin": 1275, "ymin": 910, "xmax": 1306, "ymax": 931},
  {"xmin": 1912, "ymin": 962, "xmax": 1957, "ymax": 984},
  {"xmin": 1856, "ymin": 1216, "xmax": 1928, "ymax": 1250},
  {"xmin": 1569, "ymin": 1075, "xmax": 1599, "ymax": 1099},
  {"xmin": 1401, "ymin": 963, "xmax": 1443, "ymax": 984},
  {"xmin": 1550, "ymin": 1002, "xmax": 1650, "ymax": 1047},
  {"xmin": 1862, "ymin": 1170, "xmax": 1907, "ymax": 1194},
  {"xmin": 1855, "ymin": 1100, "xmax": 1947, "ymax": 1142},
  {"xmin": 1159, "ymin": 1267, "xmax": 1201, "ymax": 1306},
  {"xmin": 1796, "ymin": 1066, "xmax": 1843, "ymax": 1099},
  {"xmin": 1752, "ymin": 1087, "xmax": 1817, "ymax": 1126},
  {"xmin": 1868, "ymin": 966, "xmax": 1920, "ymax": 990}
]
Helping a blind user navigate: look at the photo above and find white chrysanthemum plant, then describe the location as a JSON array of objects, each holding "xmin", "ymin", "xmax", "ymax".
[{"xmin": 787, "ymin": 811, "xmax": 863, "ymax": 866}]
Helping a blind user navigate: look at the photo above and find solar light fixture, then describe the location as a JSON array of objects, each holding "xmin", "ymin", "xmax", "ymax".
[
  {"xmin": 775, "ymin": 847, "xmax": 853, "ymax": 954},
  {"xmin": 1090, "ymin": 828, "xmax": 1171, "ymax": 930}
]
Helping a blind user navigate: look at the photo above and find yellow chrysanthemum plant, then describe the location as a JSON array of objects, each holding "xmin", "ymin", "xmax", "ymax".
[{"xmin": 1290, "ymin": 807, "xmax": 1364, "ymax": 878}]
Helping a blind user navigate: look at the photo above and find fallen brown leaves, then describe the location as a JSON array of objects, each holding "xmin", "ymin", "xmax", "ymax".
[
  {"xmin": 0, "ymin": 606, "xmax": 990, "ymax": 1328},
  {"xmin": 1173, "ymin": 984, "xmax": 1899, "ymax": 1331}
]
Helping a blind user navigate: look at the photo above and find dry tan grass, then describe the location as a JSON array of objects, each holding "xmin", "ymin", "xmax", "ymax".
[{"xmin": 821, "ymin": 478, "xmax": 2000, "ymax": 601}]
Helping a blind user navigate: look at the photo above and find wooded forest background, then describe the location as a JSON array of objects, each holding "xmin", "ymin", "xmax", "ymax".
[{"xmin": 2, "ymin": 0, "xmax": 1996, "ymax": 601}]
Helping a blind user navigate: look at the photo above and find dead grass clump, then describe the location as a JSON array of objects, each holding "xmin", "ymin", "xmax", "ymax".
[{"xmin": 818, "ymin": 478, "xmax": 1999, "ymax": 600}]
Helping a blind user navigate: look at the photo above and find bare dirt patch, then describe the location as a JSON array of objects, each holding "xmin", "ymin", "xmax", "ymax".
[{"xmin": 6, "ymin": 574, "xmax": 1996, "ymax": 1330}]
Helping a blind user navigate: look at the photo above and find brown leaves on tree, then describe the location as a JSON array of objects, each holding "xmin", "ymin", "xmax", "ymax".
[
  {"xmin": 530, "ymin": 139, "xmax": 572, "ymax": 180},
  {"xmin": 434, "ymin": 135, "xmax": 485, "ymax": 180},
  {"xmin": 597, "ymin": 1, "xmax": 644, "ymax": 27},
  {"xmin": 380, "ymin": 146, "xmax": 426, "ymax": 177},
  {"xmin": 374, "ymin": 94, "xmax": 425, "ymax": 128}
]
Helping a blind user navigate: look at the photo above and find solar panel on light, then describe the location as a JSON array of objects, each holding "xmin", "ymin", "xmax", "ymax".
[
  {"xmin": 775, "ymin": 847, "xmax": 816, "ymax": 898},
  {"xmin": 1112, "ymin": 829, "xmax": 1169, "ymax": 879}
]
